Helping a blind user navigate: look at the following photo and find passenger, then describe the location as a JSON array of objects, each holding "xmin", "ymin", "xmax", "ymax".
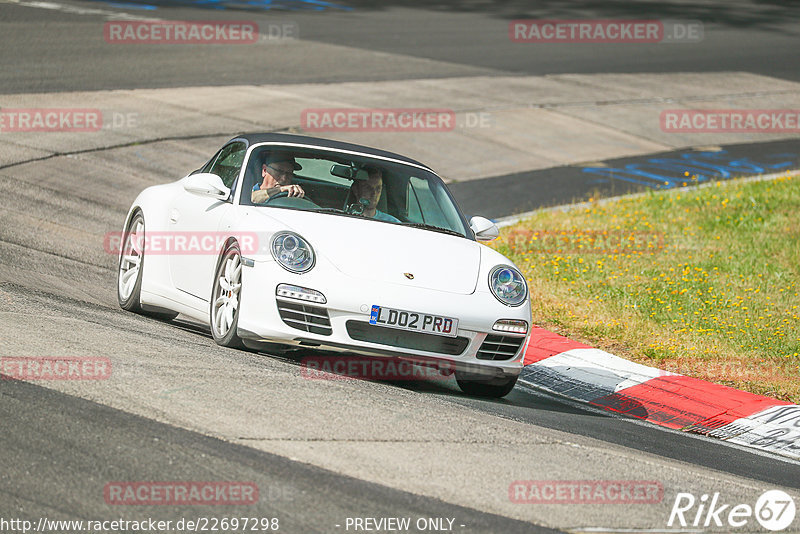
[
  {"xmin": 349, "ymin": 167, "xmax": 400, "ymax": 222},
  {"xmin": 251, "ymin": 151, "xmax": 305, "ymax": 203}
]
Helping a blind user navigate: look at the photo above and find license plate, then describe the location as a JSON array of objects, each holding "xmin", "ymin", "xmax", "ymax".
[{"xmin": 369, "ymin": 305, "xmax": 459, "ymax": 337}]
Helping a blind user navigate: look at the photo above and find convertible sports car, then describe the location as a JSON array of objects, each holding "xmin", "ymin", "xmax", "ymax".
[{"xmin": 117, "ymin": 134, "xmax": 531, "ymax": 397}]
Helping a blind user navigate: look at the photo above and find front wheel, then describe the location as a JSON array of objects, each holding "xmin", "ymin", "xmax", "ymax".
[
  {"xmin": 210, "ymin": 241, "xmax": 245, "ymax": 348},
  {"xmin": 456, "ymin": 371, "xmax": 518, "ymax": 398}
]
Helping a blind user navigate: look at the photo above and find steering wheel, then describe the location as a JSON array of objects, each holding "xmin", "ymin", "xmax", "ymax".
[
  {"xmin": 264, "ymin": 191, "xmax": 290, "ymax": 203},
  {"xmin": 261, "ymin": 190, "xmax": 321, "ymax": 210}
]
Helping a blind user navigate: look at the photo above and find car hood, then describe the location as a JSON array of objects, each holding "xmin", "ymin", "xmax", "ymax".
[{"xmin": 250, "ymin": 208, "xmax": 481, "ymax": 295}]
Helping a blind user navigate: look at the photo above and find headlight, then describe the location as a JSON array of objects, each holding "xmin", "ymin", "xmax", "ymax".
[
  {"xmin": 271, "ymin": 232, "xmax": 315, "ymax": 273},
  {"xmin": 489, "ymin": 266, "xmax": 527, "ymax": 306}
]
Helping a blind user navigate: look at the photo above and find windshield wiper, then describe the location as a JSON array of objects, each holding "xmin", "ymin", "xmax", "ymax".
[
  {"xmin": 307, "ymin": 207, "xmax": 372, "ymax": 220},
  {"xmin": 404, "ymin": 223, "xmax": 464, "ymax": 237},
  {"xmin": 308, "ymin": 207, "xmax": 347, "ymax": 214}
]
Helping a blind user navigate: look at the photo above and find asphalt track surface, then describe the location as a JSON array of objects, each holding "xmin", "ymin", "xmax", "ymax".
[
  {"xmin": 451, "ymin": 138, "xmax": 800, "ymax": 219},
  {"xmin": 1, "ymin": 378, "xmax": 554, "ymax": 534},
  {"xmin": 1, "ymin": 0, "xmax": 799, "ymax": 93},
  {"xmin": 0, "ymin": 134, "xmax": 798, "ymax": 531},
  {"xmin": 2, "ymin": 1, "xmax": 800, "ymax": 532}
]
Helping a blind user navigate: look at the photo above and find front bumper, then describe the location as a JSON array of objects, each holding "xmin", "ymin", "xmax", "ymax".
[{"xmin": 237, "ymin": 259, "xmax": 529, "ymax": 379}]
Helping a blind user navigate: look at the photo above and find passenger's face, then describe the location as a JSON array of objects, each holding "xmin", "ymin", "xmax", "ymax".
[{"xmin": 353, "ymin": 172, "xmax": 382, "ymax": 217}]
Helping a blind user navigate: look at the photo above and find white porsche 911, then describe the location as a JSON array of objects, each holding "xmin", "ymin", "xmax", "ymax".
[{"xmin": 117, "ymin": 134, "xmax": 530, "ymax": 397}]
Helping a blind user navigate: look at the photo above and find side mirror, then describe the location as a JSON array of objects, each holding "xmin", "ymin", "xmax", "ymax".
[
  {"xmin": 469, "ymin": 216, "xmax": 499, "ymax": 241},
  {"xmin": 184, "ymin": 173, "xmax": 231, "ymax": 200}
]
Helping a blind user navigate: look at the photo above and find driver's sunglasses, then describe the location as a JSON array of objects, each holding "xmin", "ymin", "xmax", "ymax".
[{"xmin": 267, "ymin": 164, "xmax": 296, "ymax": 179}]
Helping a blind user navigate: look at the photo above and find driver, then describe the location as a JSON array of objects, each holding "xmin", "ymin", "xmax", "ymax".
[{"xmin": 251, "ymin": 151, "xmax": 305, "ymax": 203}]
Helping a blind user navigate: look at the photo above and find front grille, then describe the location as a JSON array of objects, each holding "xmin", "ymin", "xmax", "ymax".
[
  {"xmin": 476, "ymin": 334, "xmax": 525, "ymax": 360},
  {"xmin": 276, "ymin": 298, "xmax": 332, "ymax": 336},
  {"xmin": 345, "ymin": 321, "xmax": 469, "ymax": 356}
]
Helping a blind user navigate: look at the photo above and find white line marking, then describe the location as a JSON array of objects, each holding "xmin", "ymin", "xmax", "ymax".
[{"xmin": 0, "ymin": 0, "xmax": 160, "ymax": 21}]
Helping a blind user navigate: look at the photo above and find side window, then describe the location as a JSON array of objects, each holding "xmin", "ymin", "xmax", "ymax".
[
  {"xmin": 209, "ymin": 142, "xmax": 246, "ymax": 188},
  {"xmin": 408, "ymin": 176, "xmax": 448, "ymax": 226},
  {"xmin": 199, "ymin": 151, "xmax": 221, "ymax": 174}
]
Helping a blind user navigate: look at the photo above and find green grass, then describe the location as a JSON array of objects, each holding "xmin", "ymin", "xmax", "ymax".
[{"xmin": 492, "ymin": 173, "xmax": 800, "ymax": 402}]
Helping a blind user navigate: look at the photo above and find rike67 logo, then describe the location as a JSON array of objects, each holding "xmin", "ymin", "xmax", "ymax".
[{"xmin": 668, "ymin": 490, "xmax": 796, "ymax": 531}]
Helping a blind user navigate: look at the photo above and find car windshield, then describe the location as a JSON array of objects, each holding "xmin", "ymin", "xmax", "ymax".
[{"xmin": 240, "ymin": 145, "xmax": 471, "ymax": 238}]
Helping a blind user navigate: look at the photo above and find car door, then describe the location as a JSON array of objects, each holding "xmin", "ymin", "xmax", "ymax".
[{"xmin": 169, "ymin": 141, "xmax": 246, "ymax": 303}]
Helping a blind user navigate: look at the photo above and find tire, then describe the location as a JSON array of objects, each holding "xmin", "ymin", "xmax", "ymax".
[
  {"xmin": 210, "ymin": 241, "xmax": 245, "ymax": 349},
  {"xmin": 117, "ymin": 210, "xmax": 178, "ymax": 321},
  {"xmin": 117, "ymin": 211, "xmax": 146, "ymax": 313},
  {"xmin": 456, "ymin": 371, "xmax": 518, "ymax": 398}
]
